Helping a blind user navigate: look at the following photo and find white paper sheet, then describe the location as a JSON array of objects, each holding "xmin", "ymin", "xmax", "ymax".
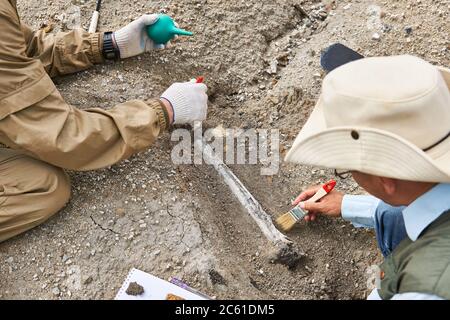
[{"xmin": 115, "ymin": 268, "xmax": 207, "ymax": 300}]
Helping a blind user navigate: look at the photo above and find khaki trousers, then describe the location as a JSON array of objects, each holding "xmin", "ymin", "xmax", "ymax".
[{"xmin": 0, "ymin": 148, "xmax": 71, "ymax": 242}]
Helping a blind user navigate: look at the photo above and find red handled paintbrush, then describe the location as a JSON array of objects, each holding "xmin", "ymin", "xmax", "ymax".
[{"xmin": 276, "ymin": 180, "xmax": 336, "ymax": 232}]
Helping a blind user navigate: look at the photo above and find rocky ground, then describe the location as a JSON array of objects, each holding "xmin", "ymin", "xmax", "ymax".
[{"xmin": 0, "ymin": 0, "xmax": 449, "ymax": 299}]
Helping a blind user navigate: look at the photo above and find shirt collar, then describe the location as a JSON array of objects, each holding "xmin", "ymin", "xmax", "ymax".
[{"xmin": 403, "ymin": 183, "xmax": 450, "ymax": 241}]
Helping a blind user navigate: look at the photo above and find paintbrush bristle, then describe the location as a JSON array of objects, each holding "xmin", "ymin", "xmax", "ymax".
[
  {"xmin": 276, "ymin": 206, "xmax": 308, "ymax": 231},
  {"xmin": 276, "ymin": 212, "xmax": 298, "ymax": 232}
]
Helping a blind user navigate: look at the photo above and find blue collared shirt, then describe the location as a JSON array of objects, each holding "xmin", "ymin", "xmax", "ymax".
[
  {"xmin": 403, "ymin": 183, "xmax": 450, "ymax": 241},
  {"xmin": 341, "ymin": 183, "xmax": 450, "ymax": 300}
]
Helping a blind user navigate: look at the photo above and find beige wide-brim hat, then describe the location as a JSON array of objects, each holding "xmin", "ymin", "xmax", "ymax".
[{"xmin": 285, "ymin": 55, "xmax": 450, "ymax": 183}]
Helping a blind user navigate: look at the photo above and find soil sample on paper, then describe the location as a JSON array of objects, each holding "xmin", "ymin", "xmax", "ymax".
[
  {"xmin": 126, "ymin": 282, "xmax": 144, "ymax": 296},
  {"xmin": 166, "ymin": 293, "xmax": 185, "ymax": 300}
]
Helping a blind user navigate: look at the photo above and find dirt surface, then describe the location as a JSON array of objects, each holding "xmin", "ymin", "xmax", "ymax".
[{"xmin": 1, "ymin": 0, "xmax": 449, "ymax": 300}]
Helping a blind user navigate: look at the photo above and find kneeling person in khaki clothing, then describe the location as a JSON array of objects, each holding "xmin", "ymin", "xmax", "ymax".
[{"xmin": 0, "ymin": 1, "xmax": 208, "ymax": 242}]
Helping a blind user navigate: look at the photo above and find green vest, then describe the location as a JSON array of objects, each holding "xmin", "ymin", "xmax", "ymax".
[{"xmin": 378, "ymin": 211, "xmax": 450, "ymax": 300}]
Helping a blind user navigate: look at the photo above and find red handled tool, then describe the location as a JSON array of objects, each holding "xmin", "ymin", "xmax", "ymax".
[{"xmin": 277, "ymin": 179, "xmax": 337, "ymax": 231}]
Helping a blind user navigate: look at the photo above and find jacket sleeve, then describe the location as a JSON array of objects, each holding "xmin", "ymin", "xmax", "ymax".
[
  {"xmin": 0, "ymin": 90, "xmax": 170, "ymax": 171},
  {"xmin": 0, "ymin": 1, "xmax": 169, "ymax": 170},
  {"xmin": 20, "ymin": 23, "xmax": 104, "ymax": 77}
]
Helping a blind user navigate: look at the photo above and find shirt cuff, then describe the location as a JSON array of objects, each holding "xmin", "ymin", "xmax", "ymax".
[
  {"xmin": 145, "ymin": 99, "xmax": 169, "ymax": 131},
  {"xmin": 89, "ymin": 32, "xmax": 104, "ymax": 64},
  {"xmin": 341, "ymin": 195, "xmax": 380, "ymax": 228}
]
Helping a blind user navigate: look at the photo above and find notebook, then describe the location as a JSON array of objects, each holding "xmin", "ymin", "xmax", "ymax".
[{"xmin": 115, "ymin": 268, "xmax": 208, "ymax": 300}]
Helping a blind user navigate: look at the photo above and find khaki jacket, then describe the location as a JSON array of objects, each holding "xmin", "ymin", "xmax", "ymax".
[{"xmin": 0, "ymin": 0, "xmax": 168, "ymax": 171}]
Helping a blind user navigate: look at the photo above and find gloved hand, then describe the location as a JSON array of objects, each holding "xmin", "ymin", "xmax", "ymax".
[
  {"xmin": 113, "ymin": 14, "xmax": 169, "ymax": 59},
  {"xmin": 160, "ymin": 81, "xmax": 208, "ymax": 124}
]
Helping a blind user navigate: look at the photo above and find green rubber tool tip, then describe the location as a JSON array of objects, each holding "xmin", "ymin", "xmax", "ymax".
[{"xmin": 146, "ymin": 14, "xmax": 193, "ymax": 45}]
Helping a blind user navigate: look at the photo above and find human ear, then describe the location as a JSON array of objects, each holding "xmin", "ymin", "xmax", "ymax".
[{"xmin": 379, "ymin": 177, "xmax": 397, "ymax": 196}]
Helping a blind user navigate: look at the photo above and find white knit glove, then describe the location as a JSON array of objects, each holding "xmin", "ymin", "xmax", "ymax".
[
  {"xmin": 113, "ymin": 14, "xmax": 166, "ymax": 59},
  {"xmin": 161, "ymin": 81, "xmax": 208, "ymax": 124}
]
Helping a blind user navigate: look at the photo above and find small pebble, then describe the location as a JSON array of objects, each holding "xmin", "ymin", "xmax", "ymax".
[{"xmin": 52, "ymin": 287, "xmax": 60, "ymax": 296}]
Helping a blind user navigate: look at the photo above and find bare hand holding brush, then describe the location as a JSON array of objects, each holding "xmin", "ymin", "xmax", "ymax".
[{"xmin": 292, "ymin": 186, "xmax": 344, "ymax": 222}]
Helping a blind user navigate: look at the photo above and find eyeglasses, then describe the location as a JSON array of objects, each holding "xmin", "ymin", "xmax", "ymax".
[{"xmin": 334, "ymin": 169, "xmax": 352, "ymax": 179}]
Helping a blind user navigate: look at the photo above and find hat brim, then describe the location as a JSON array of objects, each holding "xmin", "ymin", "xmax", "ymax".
[{"xmin": 285, "ymin": 67, "xmax": 450, "ymax": 183}]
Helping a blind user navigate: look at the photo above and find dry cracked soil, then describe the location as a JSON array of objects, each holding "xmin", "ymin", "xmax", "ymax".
[{"xmin": 0, "ymin": 0, "xmax": 449, "ymax": 299}]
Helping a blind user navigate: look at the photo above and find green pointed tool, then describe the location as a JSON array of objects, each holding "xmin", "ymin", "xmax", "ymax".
[{"xmin": 146, "ymin": 14, "xmax": 193, "ymax": 45}]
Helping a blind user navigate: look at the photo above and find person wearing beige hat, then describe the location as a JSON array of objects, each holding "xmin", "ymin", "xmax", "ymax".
[{"xmin": 286, "ymin": 55, "xmax": 450, "ymax": 300}]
